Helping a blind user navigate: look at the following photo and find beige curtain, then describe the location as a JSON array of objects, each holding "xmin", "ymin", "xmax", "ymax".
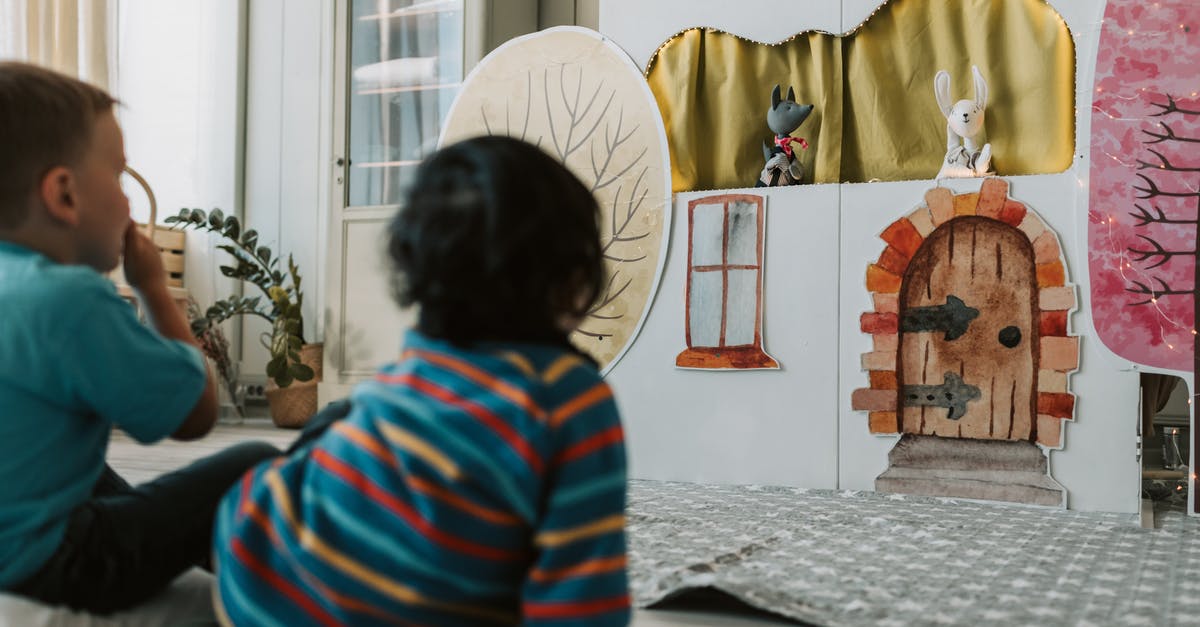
[
  {"xmin": 0, "ymin": 0, "xmax": 112, "ymax": 89},
  {"xmin": 1141, "ymin": 373, "xmax": 1181, "ymax": 438}
]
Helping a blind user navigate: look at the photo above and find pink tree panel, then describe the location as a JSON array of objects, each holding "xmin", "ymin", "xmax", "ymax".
[{"xmin": 1089, "ymin": 0, "xmax": 1200, "ymax": 372}]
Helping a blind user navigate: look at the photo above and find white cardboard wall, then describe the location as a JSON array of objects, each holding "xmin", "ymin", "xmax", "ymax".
[
  {"xmin": 610, "ymin": 184, "xmax": 842, "ymax": 488},
  {"xmin": 601, "ymin": 0, "xmax": 1142, "ymax": 513}
]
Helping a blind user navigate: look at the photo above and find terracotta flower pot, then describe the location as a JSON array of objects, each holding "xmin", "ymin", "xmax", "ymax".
[{"xmin": 266, "ymin": 343, "xmax": 323, "ymax": 429}]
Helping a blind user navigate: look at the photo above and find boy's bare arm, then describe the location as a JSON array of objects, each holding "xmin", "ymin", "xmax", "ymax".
[{"xmin": 122, "ymin": 222, "xmax": 217, "ymax": 440}]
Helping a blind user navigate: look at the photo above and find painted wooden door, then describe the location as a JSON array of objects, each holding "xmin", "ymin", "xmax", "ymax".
[{"xmin": 897, "ymin": 216, "xmax": 1039, "ymax": 440}]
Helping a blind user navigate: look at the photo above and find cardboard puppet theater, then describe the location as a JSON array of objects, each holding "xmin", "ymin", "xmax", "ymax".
[{"xmin": 439, "ymin": 0, "xmax": 1195, "ymax": 515}]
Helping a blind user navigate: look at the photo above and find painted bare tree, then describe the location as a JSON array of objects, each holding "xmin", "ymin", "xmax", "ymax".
[
  {"xmin": 1125, "ymin": 96, "xmax": 1200, "ymax": 374},
  {"xmin": 481, "ymin": 64, "xmax": 652, "ymax": 344},
  {"xmin": 441, "ymin": 29, "xmax": 671, "ymax": 371},
  {"xmin": 1089, "ymin": 1, "xmax": 1200, "ymax": 374},
  {"xmin": 1088, "ymin": 0, "xmax": 1200, "ymax": 511}
]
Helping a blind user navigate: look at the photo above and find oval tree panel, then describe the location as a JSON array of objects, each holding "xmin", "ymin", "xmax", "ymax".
[{"xmin": 441, "ymin": 26, "xmax": 672, "ymax": 374}]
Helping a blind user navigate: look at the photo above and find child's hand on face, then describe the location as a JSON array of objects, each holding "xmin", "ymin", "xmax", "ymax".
[{"xmin": 122, "ymin": 221, "xmax": 166, "ymax": 292}]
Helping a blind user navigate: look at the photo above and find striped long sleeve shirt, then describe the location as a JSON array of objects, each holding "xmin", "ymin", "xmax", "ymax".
[{"xmin": 213, "ymin": 330, "xmax": 629, "ymax": 626}]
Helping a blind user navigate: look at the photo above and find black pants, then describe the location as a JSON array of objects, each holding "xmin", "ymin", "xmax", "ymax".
[
  {"xmin": 11, "ymin": 440, "xmax": 281, "ymax": 614},
  {"xmin": 285, "ymin": 398, "xmax": 352, "ymax": 455}
]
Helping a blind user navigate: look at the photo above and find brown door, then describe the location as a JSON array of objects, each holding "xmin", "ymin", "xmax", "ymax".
[{"xmin": 896, "ymin": 216, "xmax": 1039, "ymax": 440}]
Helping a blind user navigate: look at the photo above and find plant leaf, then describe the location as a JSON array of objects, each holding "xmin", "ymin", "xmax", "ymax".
[
  {"xmin": 289, "ymin": 363, "xmax": 315, "ymax": 382},
  {"xmin": 266, "ymin": 355, "xmax": 286, "ymax": 378}
]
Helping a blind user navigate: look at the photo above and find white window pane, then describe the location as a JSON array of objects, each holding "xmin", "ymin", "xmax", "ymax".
[
  {"xmin": 726, "ymin": 200, "xmax": 759, "ymax": 266},
  {"xmin": 724, "ymin": 269, "xmax": 759, "ymax": 346},
  {"xmin": 347, "ymin": 0, "xmax": 464, "ymax": 207},
  {"xmin": 688, "ymin": 271, "xmax": 724, "ymax": 347},
  {"xmin": 691, "ymin": 203, "xmax": 725, "ymax": 266}
]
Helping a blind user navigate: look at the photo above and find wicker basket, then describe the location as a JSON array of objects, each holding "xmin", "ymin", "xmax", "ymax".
[
  {"xmin": 266, "ymin": 343, "xmax": 324, "ymax": 429},
  {"xmin": 111, "ymin": 166, "xmax": 189, "ymax": 301}
]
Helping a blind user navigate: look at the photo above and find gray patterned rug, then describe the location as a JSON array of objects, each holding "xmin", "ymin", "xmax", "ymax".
[{"xmin": 627, "ymin": 480, "xmax": 1200, "ymax": 626}]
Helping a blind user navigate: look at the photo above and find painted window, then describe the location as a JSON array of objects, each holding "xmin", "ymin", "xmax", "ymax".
[{"xmin": 676, "ymin": 194, "xmax": 777, "ymax": 370}]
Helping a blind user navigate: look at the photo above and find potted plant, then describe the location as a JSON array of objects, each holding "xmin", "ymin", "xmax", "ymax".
[
  {"xmin": 167, "ymin": 208, "xmax": 321, "ymax": 428},
  {"xmin": 185, "ymin": 296, "xmax": 244, "ymax": 423}
]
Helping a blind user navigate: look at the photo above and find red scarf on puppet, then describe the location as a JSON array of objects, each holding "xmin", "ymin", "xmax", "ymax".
[{"xmin": 774, "ymin": 136, "xmax": 808, "ymax": 158}]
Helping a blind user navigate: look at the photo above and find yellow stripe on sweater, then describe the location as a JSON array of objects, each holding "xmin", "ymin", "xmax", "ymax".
[
  {"xmin": 541, "ymin": 355, "xmax": 582, "ymax": 385},
  {"xmin": 497, "ymin": 351, "xmax": 538, "ymax": 379},
  {"xmin": 264, "ymin": 470, "xmax": 516, "ymax": 624},
  {"xmin": 529, "ymin": 555, "xmax": 627, "ymax": 583},
  {"xmin": 534, "ymin": 514, "xmax": 625, "ymax": 548},
  {"xmin": 375, "ymin": 420, "xmax": 462, "ymax": 480}
]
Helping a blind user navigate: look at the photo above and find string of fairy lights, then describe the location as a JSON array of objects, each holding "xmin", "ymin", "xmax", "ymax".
[
  {"xmin": 642, "ymin": 0, "xmax": 1073, "ymax": 75},
  {"xmin": 1091, "ymin": 4, "xmax": 1199, "ymax": 356}
]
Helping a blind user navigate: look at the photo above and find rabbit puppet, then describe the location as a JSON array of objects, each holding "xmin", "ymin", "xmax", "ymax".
[
  {"xmin": 757, "ymin": 85, "xmax": 814, "ymax": 187},
  {"xmin": 934, "ymin": 65, "xmax": 992, "ymax": 178}
]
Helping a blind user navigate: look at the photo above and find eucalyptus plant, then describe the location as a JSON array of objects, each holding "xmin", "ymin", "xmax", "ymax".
[{"xmin": 166, "ymin": 208, "xmax": 314, "ymax": 387}]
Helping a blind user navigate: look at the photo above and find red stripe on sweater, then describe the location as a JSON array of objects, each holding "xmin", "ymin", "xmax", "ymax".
[
  {"xmin": 241, "ymin": 500, "xmax": 413, "ymax": 625},
  {"xmin": 409, "ymin": 349, "xmax": 547, "ymax": 420},
  {"xmin": 375, "ymin": 372, "xmax": 544, "ymax": 473},
  {"xmin": 555, "ymin": 425, "xmax": 624, "ymax": 465},
  {"xmin": 230, "ymin": 537, "xmax": 341, "ymax": 627},
  {"xmin": 311, "ymin": 448, "xmax": 523, "ymax": 561},
  {"xmin": 332, "ymin": 422, "xmax": 521, "ymax": 525},
  {"xmin": 235, "ymin": 469, "xmax": 255, "ymax": 520},
  {"xmin": 523, "ymin": 594, "xmax": 630, "ymax": 620}
]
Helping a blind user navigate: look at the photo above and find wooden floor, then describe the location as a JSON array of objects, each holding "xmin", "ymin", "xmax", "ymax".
[{"xmin": 108, "ymin": 415, "xmax": 295, "ymax": 485}]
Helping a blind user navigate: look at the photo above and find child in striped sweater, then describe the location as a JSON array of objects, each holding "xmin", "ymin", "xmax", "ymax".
[{"xmin": 213, "ymin": 136, "xmax": 630, "ymax": 626}]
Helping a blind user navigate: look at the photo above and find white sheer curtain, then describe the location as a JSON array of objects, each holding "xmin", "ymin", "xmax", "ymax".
[{"xmin": 0, "ymin": 0, "xmax": 115, "ymax": 89}]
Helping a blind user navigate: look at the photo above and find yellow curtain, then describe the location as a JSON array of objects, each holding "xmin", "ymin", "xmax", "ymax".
[
  {"xmin": 646, "ymin": 0, "xmax": 1075, "ymax": 191},
  {"xmin": 649, "ymin": 29, "xmax": 843, "ymax": 191},
  {"xmin": 0, "ymin": 0, "xmax": 112, "ymax": 89}
]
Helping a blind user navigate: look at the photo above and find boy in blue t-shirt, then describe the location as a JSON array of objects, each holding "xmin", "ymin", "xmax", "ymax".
[{"xmin": 0, "ymin": 62, "xmax": 280, "ymax": 613}]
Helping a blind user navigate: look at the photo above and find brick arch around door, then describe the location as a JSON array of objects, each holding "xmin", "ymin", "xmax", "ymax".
[{"xmin": 850, "ymin": 179, "xmax": 1080, "ymax": 506}]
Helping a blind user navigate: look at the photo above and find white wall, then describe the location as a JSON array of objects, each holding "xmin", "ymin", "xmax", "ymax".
[
  {"xmin": 114, "ymin": 0, "xmax": 243, "ymax": 335},
  {"xmin": 241, "ymin": 0, "xmax": 335, "ymax": 378},
  {"xmin": 609, "ymin": 185, "xmax": 842, "ymax": 488},
  {"xmin": 599, "ymin": 0, "xmax": 841, "ymax": 71},
  {"xmin": 600, "ymin": 0, "xmax": 1141, "ymax": 513}
]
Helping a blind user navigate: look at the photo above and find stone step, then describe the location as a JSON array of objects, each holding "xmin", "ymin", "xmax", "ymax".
[
  {"xmin": 876, "ymin": 434, "xmax": 1064, "ymax": 507},
  {"xmin": 885, "ymin": 433, "xmax": 1049, "ymax": 471}
]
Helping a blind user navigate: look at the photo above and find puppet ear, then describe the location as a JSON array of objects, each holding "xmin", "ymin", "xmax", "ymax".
[
  {"xmin": 933, "ymin": 70, "xmax": 952, "ymax": 117},
  {"xmin": 786, "ymin": 86, "xmax": 795, "ymax": 102},
  {"xmin": 972, "ymin": 65, "xmax": 988, "ymax": 109},
  {"xmin": 771, "ymin": 84, "xmax": 781, "ymax": 109}
]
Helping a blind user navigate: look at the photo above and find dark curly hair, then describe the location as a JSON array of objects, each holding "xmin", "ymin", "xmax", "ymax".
[{"xmin": 388, "ymin": 136, "xmax": 604, "ymax": 348}]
